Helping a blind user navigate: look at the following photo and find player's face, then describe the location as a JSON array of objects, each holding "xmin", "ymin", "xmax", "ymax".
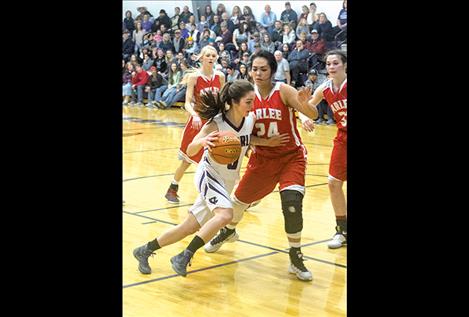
[
  {"xmin": 326, "ymin": 55, "xmax": 346, "ymax": 78},
  {"xmin": 251, "ymin": 58, "xmax": 271, "ymax": 85},
  {"xmin": 202, "ymin": 51, "xmax": 218, "ymax": 67},
  {"xmin": 235, "ymin": 91, "xmax": 255, "ymax": 116}
]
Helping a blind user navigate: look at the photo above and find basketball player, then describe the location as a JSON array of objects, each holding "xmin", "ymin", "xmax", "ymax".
[
  {"xmin": 303, "ymin": 50, "xmax": 347, "ymax": 249},
  {"xmin": 164, "ymin": 46, "xmax": 225, "ymax": 204},
  {"xmin": 204, "ymin": 50, "xmax": 318, "ymax": 281},
  {"xmin": 133, "ymin": 80, "xmax": 289, "ymax": 276}
]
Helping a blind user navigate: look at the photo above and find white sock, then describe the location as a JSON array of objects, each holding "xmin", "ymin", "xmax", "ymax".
[{"xmin": 171, "ymin": 180, "xmax": 179, "ymax": 185}]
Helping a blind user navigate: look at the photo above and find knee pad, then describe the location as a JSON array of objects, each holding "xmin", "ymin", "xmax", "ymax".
[{"xmin": 280, "ymin": 190, "xmax": 304, "ymax": 234}]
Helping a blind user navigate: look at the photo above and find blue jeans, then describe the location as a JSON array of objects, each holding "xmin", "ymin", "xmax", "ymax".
[
  {"xmin": 149, "ymin": 85, "xmax": 168, "ymax": 102},
  {"xmin": 162, "ymin": 87, "xmax": 186, "ymax": 108},
  {"xmin": 132, "ymin": 85, "xmax": 144, "ymax": 103},
  {"xmin": 122, "ymin": 83, "xmax": 132, "ymax": 96}
]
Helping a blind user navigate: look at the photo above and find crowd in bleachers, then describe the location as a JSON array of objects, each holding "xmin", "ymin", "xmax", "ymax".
[{"xmin": 122, "ymin": 1, "xmax": 346, "ymax": 123}]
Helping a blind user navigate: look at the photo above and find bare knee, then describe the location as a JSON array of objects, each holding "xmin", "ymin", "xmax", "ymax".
[
  {"xmin": 328, "ymin": 179, "xmax": 343, "ymax": 192},
  {"xmin": 216, "ymin": 208, "xmax": 233, "ymax": 226}
]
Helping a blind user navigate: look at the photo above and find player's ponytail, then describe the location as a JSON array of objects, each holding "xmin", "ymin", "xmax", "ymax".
[{"xmin": 197, "ymin": 80, "xmax": 254, "ymax": 120}]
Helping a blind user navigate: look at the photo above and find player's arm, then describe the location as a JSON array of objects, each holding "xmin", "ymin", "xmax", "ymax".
[
  {"xmin": 249, "ymin": 114, "xmax": 290, "ymax": 147},
  {"xmin": 298, "ymin": 82, "xmax": 326, "ymax": 132},
  {"xmin": 280, "ymin": 83, "xmax": 318, "ymax": 120},
  {"xmin": 184, "ymin": 74, "xmax": 198, "ymax": 116},
  {"xmin": 187, "ymin": 121, "xmax": 219, "ymax": 156}
]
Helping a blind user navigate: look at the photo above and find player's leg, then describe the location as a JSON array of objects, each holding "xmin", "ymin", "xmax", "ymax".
[
  {"xmin": 327, "ymin": 136, "xmax": 347, "ymax": 249},
  {"xmin": 165, "ymin": 159, "xmax": 191, "ymax": 204},
  {"xmin": 171, "ymin": 177, "xmax": 233, "ymax": 277},
  {"xmin": 133, "ymin": 209, "xmax": 201, "ymax": 275},
  {"xmin": 278, "ymin": 149, "xmax": 312, "ymax": 281},
  {"xmin": 204, "ymin": 154, "xmax": 278, "ymax": 253}
]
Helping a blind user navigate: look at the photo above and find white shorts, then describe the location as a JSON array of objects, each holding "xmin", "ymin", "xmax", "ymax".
[{"xmin": 189, "ymin": 166, "xmax": 236, "ymax": 226}]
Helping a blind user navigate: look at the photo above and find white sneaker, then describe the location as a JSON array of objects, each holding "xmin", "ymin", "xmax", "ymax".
[
  {"xmin": 328, "ymin": 233, "xmax": 347, "ymax": 249},
  {"xmin": 288, "ymin": 263, "xmax": 313, "ymax": 281},
  {"xmin": 204, "ymin": 229, "xmax": 239, "ymax": 253}
]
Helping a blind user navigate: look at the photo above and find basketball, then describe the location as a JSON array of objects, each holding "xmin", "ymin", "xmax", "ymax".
[{"xmin": 209, "ymin": 131, "xmax": 241, "ymax": 165}]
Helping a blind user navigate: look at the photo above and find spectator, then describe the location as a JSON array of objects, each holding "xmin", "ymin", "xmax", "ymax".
[
  {"xmin": 281, "ymin": 2, "xmax": 298, "ymax": 29},
  {"xmin": 308, "ymin": 29, "xmax": 326, "ymax": 55},
  {"xmin": 152, "ymin": 30, "xmax": 163, "ymax": 48},
  {"xmin": 304, "ymin": 69, "xmax": 332, "ymax": 125},
  {"xmin": 175, "ymin": 52, "xmax": 185, "ymax": 66},
  {"xmin": 237, "ymin": 63, "xmax": 250, "ymax": 81},
  {"xmin": 273, "ymin": 50, "xmax": 291, "ymax": 85},
  {"xmin": 288, "ymin": 40, "xmax": 310, "ymax": 87},
  {"xmin": 217, "ymin": 43, "xmax": 231, "ymax": 64},
  {"xmin": 271, "ymin": 20, "xmax": 284, "ymax": 44},
  {"xmin": 219, "ymin": 22, "xmax": 235, "ymax": 52},
  {"xmin": 129, "ymin": 54, "xmax": 141, "ymax": 68},
  {"xmin": 235, "ymin": 42, "xmax": 250, "ymax": 63},
  {"xmin": 132, "ymin": 21, "xmax": 146, "ymax": 56},
  {"xmin": 253, "ymin": 42, "xmax": 262, "ymax": 55},
  {"xmin": 240, "ymin": 52, "xmax": 250, "ymax": 66},
  {"xmin": 282, "ymin": 24, "xmax": 296, "ymax": 47},
  {"xmin": 221, "ymin": 12, "xmax": 235, "ymax": 33},
  {"xmin": 333, "ymin": 0, "xmax": 347, "ymax": 41},
  {"xmin": 166, "ymin": 62, "xmax": 182, "ymax": 91},
  {"xmin": 146, "ymin": 66, "xmax": 168, "ymax": 107},
  {"xmin": 184, "ymin": 36, "xmax": 198, "ymax": 56},
  {"xmin": 153, "ymin": 49, "xmax": 167, "ymax": 75},
  {"xmin": 248, "ymin": 32, "xmax": 261, "ymax": 53},
  {"xmin": 178, "ymin": 21, "xmax": 190, "ymax": 39},
  {"xmin": 260, "ymin": 32, "xmax": 275, "ymax": 54},
  {"xmin": 122, "ymin": 30, "xmax": 134, "ymax": 62},
  {"xmin": 203, "ymin": 5, "xmax": 215, "ymax": 25},
  {"xmin": 196, "ymin": 15, "xmax": 209, "ymax": 33},
  {"xmin": 307, "ymin": 3, "xmax": 319, "ymax": 28},
  {"xmin": 156, "ymin": 62, "xmax": 193, "ymax": 109},
  {"xmin": 123, "ymin": 10, "xmax": 135, "ymax": 35},
  {"xmin": 298, "ymin": 5, "xmax": 310, "ymax": 24},
  {"xmin": 130, "ymin": 64, "xmax": 150, "ymax": 106},
  {"xmin": 232, "ymin": 22, "xmax": 250, "ymax": 51},
  {"xmin": 198, "ymin": 28, "xmax": 211, "ymax": 48},
  {"xmin": 180, "ymin": 6, "xmax": 193, "ymax": 24},
  {"xmin": 260, "ymin": 5, "xmax": 277, "ymax": 34},
  {"xmin": 296, "ymin": 18, "xmax": 310, "ymax": 40},
  {"xmin": 315, "ymin": 13, "xmax": 333, "ymax": 41},
  {"xmin": 230, "ymin": 6, "xmax": 242, "ymax": 29},
  {"xmin": 188, "ymin": 22, "xmax": 200, "ymax": 43},
  {"xmin": 153, "ymin": 9, "xmax": 172, "ymax": 32},
  {"xmin": 242, "ymin": 6, "xmax": 257, "ymax": 33},
  {"xmin": 171, "ymin": 7, "xmax": 181, "ymax": 30},
  {"xmin": 142, "ymin": 52, "xmax": 154, "ymax": 71},
  {"xmin": 225, "ymin": 65, "xmax": 239, "ymax": 83},
  {"xmin": 186, "ymin": 15, "xmax": 197, "ymax": 31},
  {"xmin": 165, "ymin": 50, "xmax": 177, "ymax": 66},
  {"xmin": 173, "ymin": 29, "xmax": 186, "ymax": 54},
  {"xmin": 142, "ymin": 14, "xmax": 152, "ymax": 32},
  {"xmin": 211, "ymin": 15, "xmax": 221, "ymax": 35},
  {"xmin": 216, "ymin": 3, "xmax": 226, "ymax": 17},
  {"xmin": 136, "ymin": 6, "xmax": 153, "ymax": 21},
  {"xmin": 122, "ymin": 62, "xmax": 134, "ymax": 105},
  {"xmin": 159, "ymin": 33, "xmax": 175, "ymax": 53}
]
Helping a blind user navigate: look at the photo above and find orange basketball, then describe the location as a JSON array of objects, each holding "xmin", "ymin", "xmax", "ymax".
[{"xmin": 209, "ymin": 131, "xmax": 241, "ymax": 165}]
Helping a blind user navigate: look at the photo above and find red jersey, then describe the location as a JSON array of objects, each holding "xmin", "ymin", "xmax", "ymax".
[
  {"xmin": 322, "ymin": 78, "xmax": 347, "ymax": 132},
  {"xmin": 194, "ymin": 71, "xmax": 222, "ymax": 104},
  {"xmin": 178, "ymin": 71, "xmax": 222, "ymax": 164},
  {"xmin": 252, "ymin": 82, "xmax": 304, "ymax": 158}
]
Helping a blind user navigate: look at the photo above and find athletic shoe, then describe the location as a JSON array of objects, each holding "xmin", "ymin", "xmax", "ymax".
[
  {"xmin": 204, "ymin": 228, "xmax": 239, "ymax": 253},
  {"xmin": 327, "ymin": 232, "xmax": 347, "ymax": 249},
  {"xmin": 288, "ymin": 248, "xmax": 313, "ymax": 281},
  {"xmin": 165, "ymin": 186, "xmax": 179, "ymax": 204},
  {"xmin": 170, "ymin": 249, "xmax": 194, "ymax": 277},
  {"xmin": 133, "ymin": 244, "xmax": 155, "ymax": 274}
]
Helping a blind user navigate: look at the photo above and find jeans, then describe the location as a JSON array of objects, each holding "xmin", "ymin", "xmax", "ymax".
[
  {"xmin": 162, "ymin": 86, "xmax": 186, "ymax": 108},
  {"xmin": 122, "ymin": 83, "xmax": 132, "ymax": 96},
  {"xmin": 132, "ymin": 85, "xmax": 144, "ymax": 103},
  {"xmin": 317, "ymin": 100, "xmax": 334, "ymax": 121},
  {"xmin": 149, "ymin": 85, "xmax": 168, "ymax": 102}
]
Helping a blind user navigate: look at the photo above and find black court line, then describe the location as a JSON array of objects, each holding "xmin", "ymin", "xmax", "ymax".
[
  {"xmin": 133, "ymin": 204, "xmax": 193, "ymax": 215},
  {"xmin": 124, "ymin": 147, "xmax": 179, "ymax": 154},
  {"xmin": 123, "ymin": 211, "xmax": 178, "ymax": 226},
  {"xmin": 123, "ymin": 251, "xmax": 278, "ymax": 288},
  {"xmin": 123, "ymin": 172, "xmax": 195, "ymax": 182}
]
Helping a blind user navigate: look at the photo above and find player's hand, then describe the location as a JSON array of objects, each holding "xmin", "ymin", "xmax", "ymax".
[
  {"xmin": 301, "ymin": 119, "xmax": 315, "ymax": 132},
  {"xmin": 192, "ymin": 115, "xmax": 202, "ymax": 129},
  {"xmin": 265, "ymin": 133, "xmax": 290, "ymax": 147},
  {"xmin": 297, "ymin": 86, "xmax": 312, "ymax": 105},
  {"xmin": 202, "ymin": 131, "xmax": 219, "ymax": 151}
]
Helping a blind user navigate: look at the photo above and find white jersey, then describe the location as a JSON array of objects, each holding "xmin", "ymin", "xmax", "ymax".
[{"xmin": 190, "ymin": 112, "xmax": 255, "ymax": 224}]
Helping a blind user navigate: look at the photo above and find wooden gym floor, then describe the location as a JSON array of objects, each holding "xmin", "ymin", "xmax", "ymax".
[{"xmin": 123, "ymin": 106, "xmax": 346, "ymax": 317}]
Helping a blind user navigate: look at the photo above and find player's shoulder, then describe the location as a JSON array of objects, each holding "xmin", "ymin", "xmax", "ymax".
[{"xmin": 214, "ymin": 70, "xmax": 225, "ymax": 79}]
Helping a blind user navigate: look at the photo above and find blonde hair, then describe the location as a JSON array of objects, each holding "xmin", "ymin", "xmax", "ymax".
[{"xmin": 196, "ymin": 45, "xmax": 218, "ymax": 62}]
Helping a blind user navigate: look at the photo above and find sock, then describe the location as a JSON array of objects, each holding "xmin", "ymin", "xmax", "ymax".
[
  {"xmin": 287, "ymin": 232, "xmax": 302, "ymax": 248},
  {"xmin": 225, "ymin": 224, "xmax": 236, "ymax": 231},
  {"xmin": 171, "ymin": 179, "xmax": 179, "ymax": 185},
  {"xmin": 147, "ymin": 238, "xmax": 161, "ymax": 251},
  {"xmin": 169, "ymin": 181, "xmax": 179, "ymax": 191},
  {"xmin": 336, "ymin": 215, "xmax": 347, "ymax": 234},
  {"xmin": 186, "ymin": 235, "xmax": 205, "ymax": 254}
]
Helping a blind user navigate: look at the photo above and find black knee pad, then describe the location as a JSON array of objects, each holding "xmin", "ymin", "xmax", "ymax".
[{"xmin": 280, "ymin": 190, "xmax": 304, "ymax": 234}]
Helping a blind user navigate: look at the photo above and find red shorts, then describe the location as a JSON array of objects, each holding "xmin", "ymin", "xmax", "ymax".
[
  {"xmin": 234, "ymin": 146, "xmax": 307, "ymax": 204},
  {"xmin": 329, "ymin": 130, "xmax": 347, "ymax": 181},
  {"xmin": 179, "ymin": 116, "xmax": 207, "ymax": 164}
]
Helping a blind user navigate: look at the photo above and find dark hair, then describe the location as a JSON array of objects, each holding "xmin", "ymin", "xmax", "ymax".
[
  {"xmin": 324, "ymin": 49, "xmax": 347, "ymax": 64},
  {"xmin": 249, "ymin": 50, "xmax": 277, "ymax": 75},
  {"xmin": 196, "ymin": 80, "xmax": 254, "ymax": 120}
]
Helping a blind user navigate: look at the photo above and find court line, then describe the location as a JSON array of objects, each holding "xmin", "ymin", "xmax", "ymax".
[{"xmin": 123, "ymin": 251, "xmax": 278, "ymax": 288}]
